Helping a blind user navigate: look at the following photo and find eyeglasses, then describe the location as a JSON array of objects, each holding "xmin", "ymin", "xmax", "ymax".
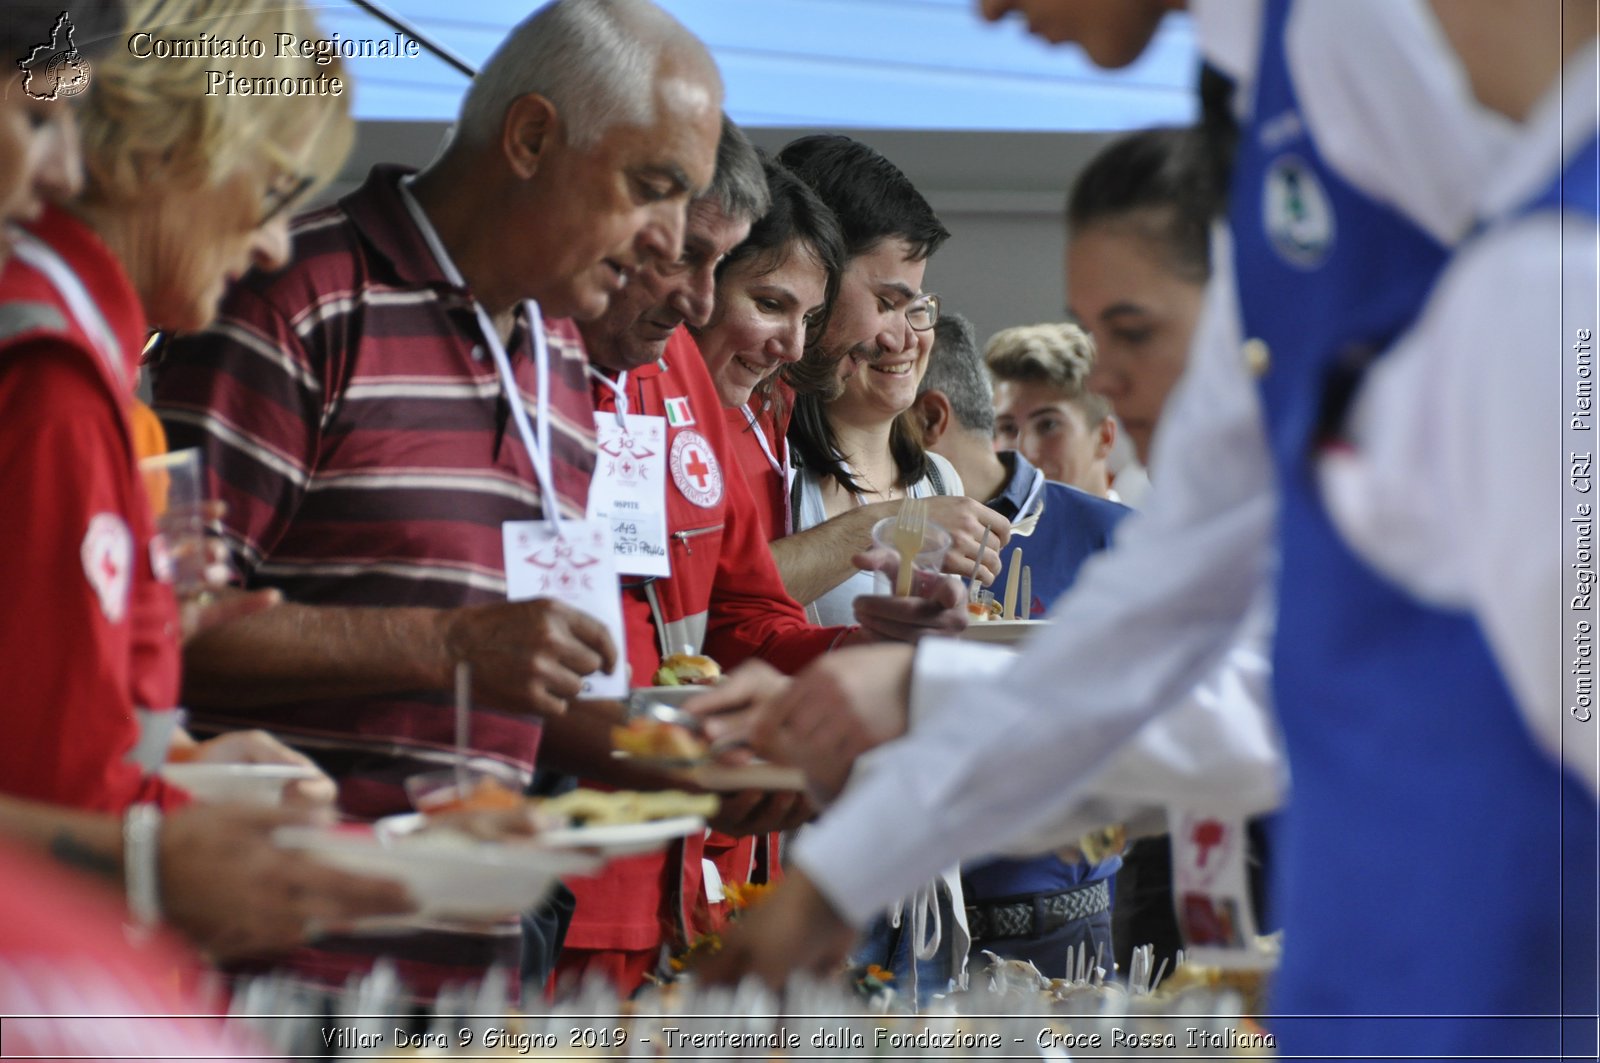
[
  {"xmin": 257, "ymin": 170, "xmax": 314, "ymax": 228},
  {"xmin": 906, "ymin": 293, "xmax": 940, "ymax": 332}
]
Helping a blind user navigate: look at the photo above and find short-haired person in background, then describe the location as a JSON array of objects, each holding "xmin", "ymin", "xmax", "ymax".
[
  {"xmin": 0, "ymin": 0, "xmax": 412, "ymax": 995},
  {"xmin": 151, "ymin": 0, "xmax": 722, "ymax": 995},
  {"xmin": 916, "ymin": 313, "xmax": 1128, "ymax": 620},
  {"xmin": 984, "ymin": 323, "xmax": 1117, "ymax": 499},
  {"xmin": 913, "ymin": 310, "xmax": 1128, "ymax": 978},
  {"xmin": 772, "ymin": 139, "xmax": 972, "ymax": 1002}
]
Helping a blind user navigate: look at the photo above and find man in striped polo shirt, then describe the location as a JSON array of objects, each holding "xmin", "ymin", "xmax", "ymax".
[{"xmin": 151, "ymin": 0, "xmax": 723, "ymax": 995}]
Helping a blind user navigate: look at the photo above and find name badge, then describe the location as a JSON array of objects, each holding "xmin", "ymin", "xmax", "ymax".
[
  {"xmin": 503, "ymin": 519, "xmax": 628, "ymax": 698},
  {"xmin": 588, "ymin": 413, "xmax": 670, "ymax": 578}
]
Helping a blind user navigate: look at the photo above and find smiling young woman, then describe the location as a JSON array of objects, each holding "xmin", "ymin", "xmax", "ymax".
[{"xmin": 691, "ymin": 156, "xmax": 844, "ymax": 410}]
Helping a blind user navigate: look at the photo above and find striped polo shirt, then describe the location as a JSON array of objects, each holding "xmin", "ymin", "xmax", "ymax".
[{"xmin": 151, "ymin": 164, "xmax": 598, "ymax": 813}]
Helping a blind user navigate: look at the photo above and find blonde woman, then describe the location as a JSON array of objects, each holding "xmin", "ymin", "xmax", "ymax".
[
  {"xmin": 0, "ymin": 0, "xmax": 353, "ymax": 813},
  {"xmin": 984, "ymin": 322, "xmax": 1118, "ymax": 498}
]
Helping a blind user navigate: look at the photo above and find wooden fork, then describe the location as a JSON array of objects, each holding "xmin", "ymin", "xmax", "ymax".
[{"xmin": 891, "ymin": 496, "xmax": 927, "ymax": 597}]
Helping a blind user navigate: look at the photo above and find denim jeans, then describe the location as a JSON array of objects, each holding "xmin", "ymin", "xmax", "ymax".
[{"xmin": 850, "ymin": 884, "xmax": 959, "ymax": 1007}]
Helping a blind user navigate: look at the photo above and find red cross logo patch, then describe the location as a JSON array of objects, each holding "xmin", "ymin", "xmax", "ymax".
[
  {"xmin": 80, "ymin": 512, "xmax": 132, "ymax": 622},
  {"xmin": 669, "ymin": 429, "xmax": 722, "ymax": 509}
]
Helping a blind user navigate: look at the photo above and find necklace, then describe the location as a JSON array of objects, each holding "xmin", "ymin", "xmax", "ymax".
[{"xmin": 844, "ymin": 461, "xmax": 901, "ymax": 504}]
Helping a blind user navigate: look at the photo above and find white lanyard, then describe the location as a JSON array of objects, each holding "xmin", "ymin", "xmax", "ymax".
[
  {"xmin": 1016, "ymin": 464, "xmax": 1047, "ymax": 521},
  {"xmin": 588, "ymin": 367, "xmax": 630, "ymax": 425},
  {"xmin": 397, "ymin": 178, "xmax": 560, "ymax": 531},
  {"xmin": 740, "ymin": 402, "xmax": 787, "ymax": 480},
  {"xmin": 742, "ymin": 402, "xmax": 794, "ymax": 533},
  {"xmin": 11, "ymin": 230, "xmax": 125, "ymax": 388}
]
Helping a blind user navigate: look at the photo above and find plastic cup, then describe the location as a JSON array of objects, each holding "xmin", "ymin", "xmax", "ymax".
[
  {"xmin": 868, "ymin": 514, "xmax": 952, "ymax": 597},
  {"xmin": 139, "ymin": 448, "xmax": 207, "ymax": 596}
]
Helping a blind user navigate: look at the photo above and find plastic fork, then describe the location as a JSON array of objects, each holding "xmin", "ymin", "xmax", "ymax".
[
  {"xmin": 968, "ymin": 526, "xmax": 992, "ymax": 604},
  {"xmin": 891, "ymin": 496, "xmax": 927, "ymax": 597}
]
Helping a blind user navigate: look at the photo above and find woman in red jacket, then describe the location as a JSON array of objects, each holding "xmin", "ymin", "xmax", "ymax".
[{"xmin": 0, "ymin": 0, "xmax": 410, "ymax": 950}]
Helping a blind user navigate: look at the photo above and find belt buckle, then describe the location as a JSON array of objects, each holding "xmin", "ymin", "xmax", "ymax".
[
  {"xmin": 1036, "ymin": 890, "xmax": 1062, "ymax": 934},
  {"xmin": 965, "ymin": 905, "xmax": 988, "ymax": 942},
  {"xmin": 1031, "ymin": 894, "xmax": 1057, "ymax": 936}
]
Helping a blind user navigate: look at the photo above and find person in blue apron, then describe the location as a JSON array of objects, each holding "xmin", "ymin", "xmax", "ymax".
[
  {"xmin": 1221, "ymin": 0, "xmax": 1598, "ymax": 1052},
  {"xmin": 697, "ymin": 7, "xmax": 1595, "ymax": 1056}
]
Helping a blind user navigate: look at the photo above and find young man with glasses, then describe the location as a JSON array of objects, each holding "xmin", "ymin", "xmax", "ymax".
[{"xmin": 740, "ymin": 135, "xmax": 1009, "ymax": 611}]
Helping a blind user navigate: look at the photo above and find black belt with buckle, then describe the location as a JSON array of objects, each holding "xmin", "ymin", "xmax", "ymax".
[{"xmin": 965, "ymin": 879, "xmax": 1111, "ymax": 943}]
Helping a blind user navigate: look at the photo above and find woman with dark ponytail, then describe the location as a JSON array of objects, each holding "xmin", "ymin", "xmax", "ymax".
[{"xmin": 1066, "ymin": 125, "xmax": 1224, "ymax": 466}]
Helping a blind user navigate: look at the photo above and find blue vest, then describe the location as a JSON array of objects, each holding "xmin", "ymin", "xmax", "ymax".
[
  {"xmin": 993, "ymin": 455, "xmax": 1129, "ymax": 621},
  {"xmin": 1233, "ymin": 2, "xmax": 1597, "ymax": 1056}
]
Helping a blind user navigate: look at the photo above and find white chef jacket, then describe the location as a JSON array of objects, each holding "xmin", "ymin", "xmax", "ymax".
[
  {"xmin": 955, "ymin": 598, "xmax": 1283, "ymax": 857},
  {"xmin": 1321, "ymin": 40, "xmax": 1600, "ymax": 798},
  {"xmin": 792, "ymin": 0, "xmax": 1518, "ymax": 929}
]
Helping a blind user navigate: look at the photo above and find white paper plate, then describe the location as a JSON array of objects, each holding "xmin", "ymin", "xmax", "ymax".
[
  {"xmin": 610, "ymin": 751, "xmax": 806, "ymax": 792},
  {"xmin": 959, "ymin": 619, "xmax": 1050, "ymax": 645},
  {"xmin": 277, "ymin": 819, "xmax": 601, "ymax": 925},
  {"xmin": 535, "ymin": 815, "xmax": 705, "ymax": 857},
  {"xmin": 159, "ymin": 762, "xmax": 321, "ymax": 806}
]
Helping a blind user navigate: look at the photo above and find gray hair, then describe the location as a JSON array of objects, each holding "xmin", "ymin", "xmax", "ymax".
[
  {"xmin": 920, "ymin": 311, "xmax": 996, "ymax": 436},
  {"xmin": 457, "ymin": 0, "xmax": 705, "ymax": 150},
  {"xmin": 703, "ymin": 115, "xmax": 770, "ymax": 224}
]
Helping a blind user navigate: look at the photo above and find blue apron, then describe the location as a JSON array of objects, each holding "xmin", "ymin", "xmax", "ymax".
[{"xmin": 1232, "ymin": 2, "xmax": 1598, "ymax": 1057}]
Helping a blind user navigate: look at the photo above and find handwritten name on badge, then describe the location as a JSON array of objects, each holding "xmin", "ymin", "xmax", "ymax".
[{"xmin": 589, "ymin": 413, "xmax": 669, "ymax": 577}]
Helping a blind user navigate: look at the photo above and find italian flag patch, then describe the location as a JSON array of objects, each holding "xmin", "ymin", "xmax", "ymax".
[{"xmin": 664, "ymin": 396, "xmax": 694, "ymax": 427}]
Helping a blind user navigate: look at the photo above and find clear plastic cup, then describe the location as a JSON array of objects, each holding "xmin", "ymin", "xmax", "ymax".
[
  {"xmin": 868, "ymin": 514, "xmax": 952, "ymax": 596},
  {"xmin": 139, "ymin": 447, "xmax": 207, "ymax": 596}
]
